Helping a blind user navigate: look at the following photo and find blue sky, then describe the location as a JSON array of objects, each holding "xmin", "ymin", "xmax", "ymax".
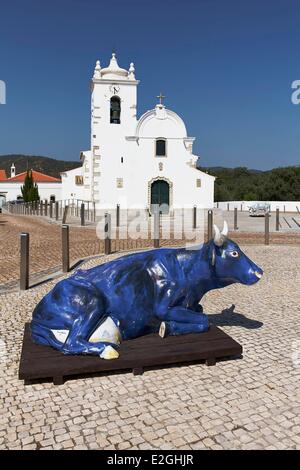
[{"xmin": 0, "ymin": 0, "xmax": 299, "ymax": 169}]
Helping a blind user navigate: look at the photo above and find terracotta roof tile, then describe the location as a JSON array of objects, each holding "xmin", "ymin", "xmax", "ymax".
[
  {"xmin": 0, "ymin": 170, "xmax": 7, "ymax": 181},
  {"xmin": 7, "ymin": 170, "xmax": 61, "ymax": 183}
]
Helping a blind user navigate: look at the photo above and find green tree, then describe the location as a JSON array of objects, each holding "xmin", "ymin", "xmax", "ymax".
[{"xmin": 21, "ymin": 170, "xmax": 40, "ymax": 202}]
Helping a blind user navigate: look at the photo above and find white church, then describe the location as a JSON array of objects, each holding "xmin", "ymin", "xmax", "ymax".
[{"xmin": 61, "ymin": 53, "xmax": 215, "ymax": 213}]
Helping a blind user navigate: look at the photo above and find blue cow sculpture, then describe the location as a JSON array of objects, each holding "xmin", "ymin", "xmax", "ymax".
[{"xmin": 30, "ymin": 222, "xmax": 263, "ymax": 359}]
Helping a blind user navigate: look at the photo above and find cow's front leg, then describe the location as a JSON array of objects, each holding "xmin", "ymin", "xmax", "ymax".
[
  {"xmin": 156, "ymin": 306, "xmax": 209, "ymax": 338},
  {"xmin": 156, "ymin": 306, "xmax": 207, "ymax": 324},
  {"xmin": 159, "ymin": 319, "xmax": 209, "ymax": 338}
]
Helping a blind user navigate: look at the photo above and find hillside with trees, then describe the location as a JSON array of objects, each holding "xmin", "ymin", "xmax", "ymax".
[
  {"xmin": 199, "ymin": 166, "xmax": 300, "ymax": 201},
  {"xmin": 0, "ymin": 155, "xmax": 81, "ymax": 179}
]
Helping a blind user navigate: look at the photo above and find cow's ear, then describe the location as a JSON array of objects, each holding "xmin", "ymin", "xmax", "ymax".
[{"xmin": 211, "ymin": 247, "xmax": 216, "ymax": 266}]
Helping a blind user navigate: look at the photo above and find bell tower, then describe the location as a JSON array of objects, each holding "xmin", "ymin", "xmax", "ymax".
[
  {"xmin": 85, "ymin": 53, "xmax": 139, "ymax": 204},
  {"xmin": 91, "ymin": 53, "xmax": 139, "ymax": 139}
]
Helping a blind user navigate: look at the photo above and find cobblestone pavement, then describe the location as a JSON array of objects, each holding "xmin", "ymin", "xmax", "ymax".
[
  {"xmin": 0, "ymin": 244, "xmax": 300, "ymax": 450},
  {"xmin": 1, "ymin": 212, "xmax": 299, "ymax": 288}
]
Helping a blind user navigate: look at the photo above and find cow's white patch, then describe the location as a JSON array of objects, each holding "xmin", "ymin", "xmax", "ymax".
[
  {"xmin": 51, "ymin": 329, "xmax": 69, "ymax": 343},
  {"xmin": 89, "ymin": 317, "xmax": 121, "ymax": 345},
  {"xmin": 100, "ymin": 345, "xmax": 119, "ymax": 360}
]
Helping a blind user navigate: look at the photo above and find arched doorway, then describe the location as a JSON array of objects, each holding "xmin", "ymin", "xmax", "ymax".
[{"xmin": 150, "ymin": 179, "xmax": 170, "ymax": 214}]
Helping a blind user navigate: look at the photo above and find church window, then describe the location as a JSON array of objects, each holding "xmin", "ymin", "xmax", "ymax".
[
  {"xmin": 196, "ymin": 178, "xmax": 201, "ymax": 188},
  {"xmin": 156, "ymin": 139, "xmax": 166, "ymax": 157},
  {"xmin": 110, "ymin": 96, "xmax": 121, "ymax": 124}
]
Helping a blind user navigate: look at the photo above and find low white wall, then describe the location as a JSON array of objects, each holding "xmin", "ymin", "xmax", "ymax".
[
  {"xmin": 215, "ymin": 201, "xmax": 300, "ymax": 212},
  {"xmin": 0, "ymin": 182, "xmax": 62, "ymax": 203}
]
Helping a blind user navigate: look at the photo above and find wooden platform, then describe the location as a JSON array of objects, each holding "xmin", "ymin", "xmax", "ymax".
[{"xmin": 19, "ymin": 323, "xmax": 242, "ymax": 385}]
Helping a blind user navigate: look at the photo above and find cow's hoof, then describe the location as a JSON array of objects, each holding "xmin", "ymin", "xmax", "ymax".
[
  {"xmin": 100, "ymin": 345, "xmax": 119, "ymax": 360},
  {"xmin": 159, "ymin": 322, "xmax": 166, "ymax": 338}
]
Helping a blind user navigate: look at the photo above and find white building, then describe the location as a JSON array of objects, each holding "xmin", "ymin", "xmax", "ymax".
[
  {"xmin": 62, "ymin": 53, "xmax": 215, "ymax": 213},
  {"xmin": 0, "ymin": 165, "xmax": 62, "ymax": 207}
]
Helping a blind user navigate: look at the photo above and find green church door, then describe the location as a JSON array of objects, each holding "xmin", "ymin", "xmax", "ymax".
[{"xmin": 150, "ymin": 180, "xmax": 170, "ymax": 214}]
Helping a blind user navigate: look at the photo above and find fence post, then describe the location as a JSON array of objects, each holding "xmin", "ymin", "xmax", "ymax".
[
  {"xmin": 154, "ymin": 206, "xmax": 160, "ymax": 248},
  {"xmin": 20, "ymin": 233, "xmax": 29, "ymax": 290},
  {"xmin": 55, "ymin": 201, "xmax": 59, "ymax": 220},
  {"xmin": 265, "ymin": 213, "xmax": 270, "ymax": 245},
  {"xmin": 93, "ymin": 202, "xmax": 96, "ymax": 222},
  {"xmin": 80, "ymin": 203, "xmax": 85, "ymax": 226},
  {"xmin": 116, "ymin": 204, "xmax": 120, "ymax": 228},
  {"xmin": 62, "ymin": 205, "xmax": 69, "ymax": 224},
  {"xmin": 207, "ymin": 209, "xmax": 213, "ymax": 241},
  {"xmin": 193, "ymin": 206, "xmax": 197, "ymax": 229},
  {"xmin": 276, "ymin": 208, "xmax": 280, "ymax": 231},
  {"xmin": 234, "ymin": 207, "xmax": 238, "ymax": 230},
  {"xmin": 62, "ymin": 224, "xmax": 70, "ymax": 273},
  {"xmin": 49, "ymin": 201, "xmax": 53, "ymax": 218},
  {"xmin": 104, "ymin": 213, "xmax": 111, "ymax": 255}
]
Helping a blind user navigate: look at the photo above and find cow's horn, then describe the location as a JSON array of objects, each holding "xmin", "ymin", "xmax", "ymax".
[
  {"xmin": 213, "ymin": 224, "xmax": 223, "ymax": 246},
  {"xmin": 221, "ymin": 220, "xmax": 228, "ymax": 237}
]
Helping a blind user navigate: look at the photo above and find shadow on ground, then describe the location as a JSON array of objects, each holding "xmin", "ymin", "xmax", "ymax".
[{"xmin": 209, "ymin": 304, "xmax": 263, "ymax": 329}]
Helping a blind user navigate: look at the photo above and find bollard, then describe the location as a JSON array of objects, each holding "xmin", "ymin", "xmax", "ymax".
[
  {"xmin": 44, "ymin": 199, "xmax": 48, "ymax": 217},
  {"xmin": 104, "ymin": 213, "xmax": 111, "ymax": 255},
  {"xmin": 240, "ymin": 203, "xmax": 243, "ymax": 212},
  {"xmin": 40, "ymin": 201, "xmax": 43, "ymax": 216},
  {"xmin": 153, "ymin": 207, "xmax": 160, "ymax": 248},
  {"xmin": 55, "ymin": 201, "xmax": 59, "ymax": 220},
  {"xmin": 116, "ymin": 204, "xmax": 120, "ymax": 228},
  {"xmin": 265, "ymin": 213, "xmax": 270, "ymax": 245},
  {"xmin": 20, "ymin": 233, "xmax": 29, "ymax": 290},
  {"xmin": 80, "ymin": 203, "xmax": 85, "ymax": 226},
  {"xmin": 276, "ymin": 208, "xmax": 280, "ymax": 231},
  {"xmin": 62, "ymin": 225, "xmax": 70, "ymax": 273},
  {"xmin": 207, "ymin": 210, "xmax": 213, "ymax": 241},
  {"xmin": 234, "ymin": 207, "xmax": 238, "ymax": 230},
  {"xmin": 193, "ymin": 206, "xmax": 197, "ymax": 229},
  {"xmin": 62, "ymin": 205, "xmax": 69, "ymax": 224},
  {"xmin": 49, "ymin": 201, "xmax": 53, "ymax": 218},
  {"xmin": 227, "ymin": 203, "xmax": 230, "ymax": 211}
]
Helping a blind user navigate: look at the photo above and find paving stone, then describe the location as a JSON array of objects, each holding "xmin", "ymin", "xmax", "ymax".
[{"xmin": 0, "ymin": 244, "xmax": 300, "ymax": 450}]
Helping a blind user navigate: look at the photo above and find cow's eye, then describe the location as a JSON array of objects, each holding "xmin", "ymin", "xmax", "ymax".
[{"xmin": 230, "ymin": 250, "xmax": 239, "ymax": 258}]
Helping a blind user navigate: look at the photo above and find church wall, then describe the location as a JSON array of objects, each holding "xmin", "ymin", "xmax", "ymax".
[{"xmin": 61, "ymin": 167, "xmax": 84, "ymax": 201}]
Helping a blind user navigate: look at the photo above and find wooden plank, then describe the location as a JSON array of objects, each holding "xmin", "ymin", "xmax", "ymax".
[{"xmin": 19, "ymin": 323, "xmax": 242, "ymax": 384}]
